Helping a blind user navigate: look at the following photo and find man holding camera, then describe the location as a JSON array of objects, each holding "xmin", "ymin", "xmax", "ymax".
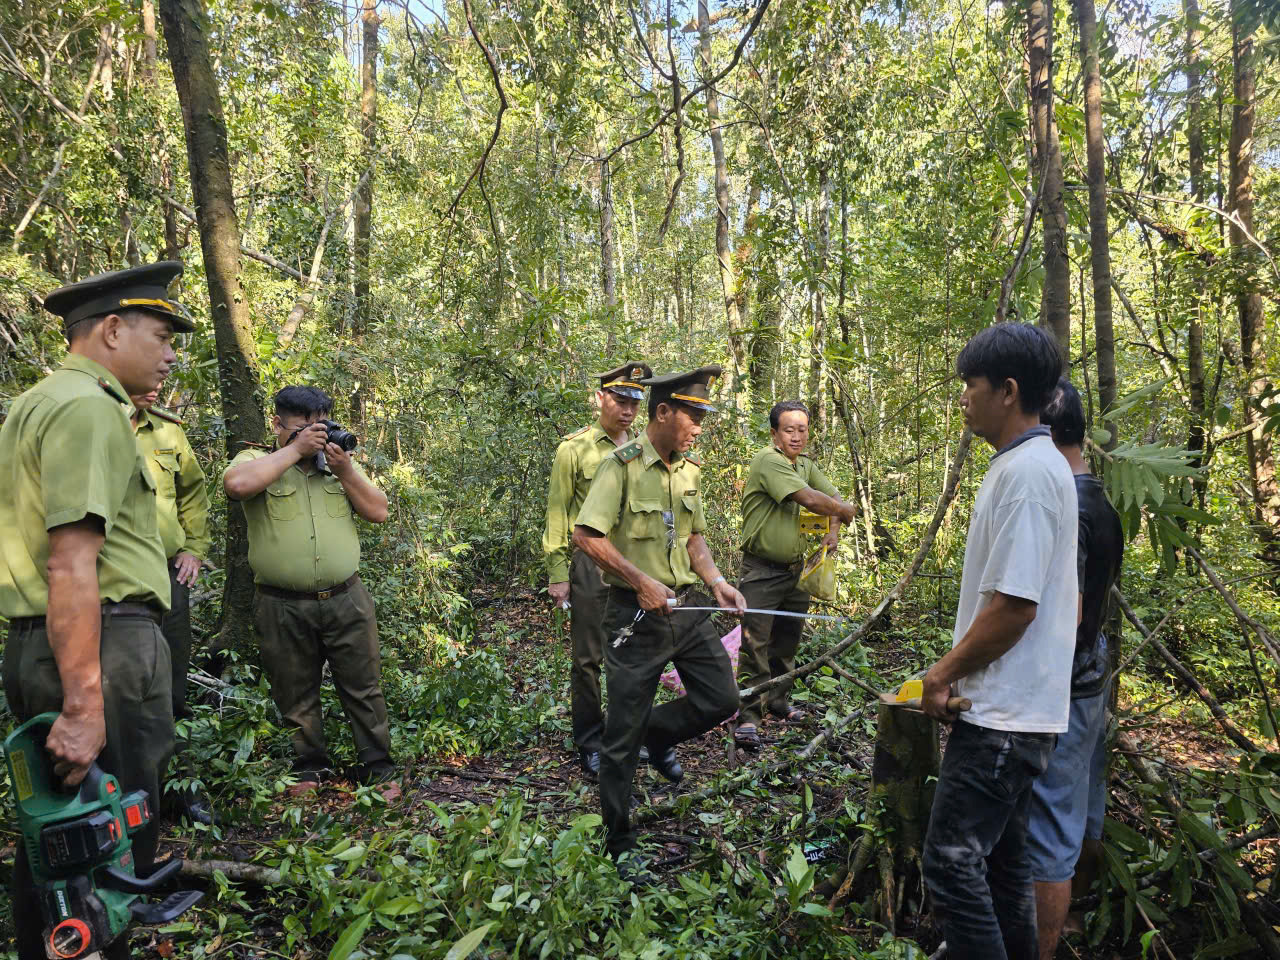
[{"xmin": 224, "ymin": 386, "xmax": 395, "ymax": 794}]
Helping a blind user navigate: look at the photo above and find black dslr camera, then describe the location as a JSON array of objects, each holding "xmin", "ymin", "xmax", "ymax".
[{"xmin": 289, "ymin": 419, "xmax": 358, "ymax": 474}]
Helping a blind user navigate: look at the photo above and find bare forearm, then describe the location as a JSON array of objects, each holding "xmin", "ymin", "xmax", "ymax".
[
  {"xmin": 686, "ymin": 534, "xmax": 724, "ymax": 585},
  {"xmin": 339, "ymin": 472, "xmax": 388, "ymax": 523},
  {"xmin": 929, "ymin": 595, "xmax": 1037, "ymax": 686},
  {"xmin": 225, "ymin": 448, "xmax": 300, "ymax": 499},
  {"xmin": 46, "ymin": 528, "xmax": 106, "ymax": 712},
  {"xmin": 790, "ymin": 486, "xmax": 855, "ymax": 523}
]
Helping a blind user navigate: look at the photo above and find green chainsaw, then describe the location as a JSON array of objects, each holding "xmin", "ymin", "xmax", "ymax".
[{"xmin": 4, "ymin": 713, "xmax": 203, "ymax": 959}]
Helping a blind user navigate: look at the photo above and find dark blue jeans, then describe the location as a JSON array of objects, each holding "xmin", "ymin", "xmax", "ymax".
[{"xmin": 922, "ymin": 719, "xmax": 1054, "ymax": 960}]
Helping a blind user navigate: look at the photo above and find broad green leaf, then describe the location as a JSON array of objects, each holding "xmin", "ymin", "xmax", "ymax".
[
  {"xmin": 327, "ymin": 914, "xmax": 373, "ymax": 960},
  {"xmin": 444, "ymin": 922, "xmax": 493, "ymax": 960}
]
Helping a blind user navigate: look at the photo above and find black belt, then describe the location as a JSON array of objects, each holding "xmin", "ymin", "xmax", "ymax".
[
  {"xmin": 7, "ymin": 601, "xmax": 164, "ymax": 629},
  {"xmin": 743, "ymin": 550, "xmax": 802, "ymax": 573},
  {"xmin": 258, "ymin": 573, "xmax": 360, "ymax": 602}
]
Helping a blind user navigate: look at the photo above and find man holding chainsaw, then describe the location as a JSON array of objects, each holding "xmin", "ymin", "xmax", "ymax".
[
  {"xmin": 573, "ymin": 365, "xmax": 745, "ymax": 881},
  {"xmin": 920, "ymin": 323, "xmax": 1079, "ymax": 960},
  {"xmin": 0, "ymin": 262, "xmax": 195, "ymax": 959}
]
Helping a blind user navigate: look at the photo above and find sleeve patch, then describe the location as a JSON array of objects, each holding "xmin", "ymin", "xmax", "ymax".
[{"xmin": 614, "ymin": 441, "xmax": 642, "ymax": 463}]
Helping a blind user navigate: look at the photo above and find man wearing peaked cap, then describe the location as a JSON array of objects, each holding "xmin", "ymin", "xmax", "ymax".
[
  {"xmin": 0, "ymin": 262, "xmax": 192, "ymax": 959},
  {"xmin": 543, "ymin": 360, "xmax": 652, "ymax": 779},
  {"xmin": 574, "ymin": 364, "xmax": 746, "ymax": 878}
]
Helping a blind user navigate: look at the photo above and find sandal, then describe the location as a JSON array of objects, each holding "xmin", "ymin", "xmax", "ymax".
[{"xmin": 734, "ymin": 723, "xmax": 762, "ymax": 750}]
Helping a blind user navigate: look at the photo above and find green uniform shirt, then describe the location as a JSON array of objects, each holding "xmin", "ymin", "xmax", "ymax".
[
  {"xmin": 542, "ymin": 421, "xmax": 634, "ymax": 583},
  {"xmin": 575, "ymin": 432, "xmax": 707, "ymax": 589},
  {"xmin": 740, "ymin": 445, "xmax": 839, "ymax": 565},
  {"xmin": 0, "ymin": 354, "xmax": 171, "ymax": 617},
  {"xmin": 135, "ymin": 409, "xmax": 212, "ymax": 561},
  {"xmin": 228, "ymin": 448, "xmax": 368, "ymax": 592}
]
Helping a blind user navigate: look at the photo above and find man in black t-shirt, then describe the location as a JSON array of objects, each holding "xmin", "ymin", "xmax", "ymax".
[{"xmin": 1029, "ymin": 378, "xmax": 1125, "ymax": 958}]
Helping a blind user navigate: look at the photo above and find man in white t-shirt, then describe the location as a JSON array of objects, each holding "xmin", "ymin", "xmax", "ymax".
[{"xmin": 921, "ymin": 323, "xmax": 1078, "ymax": 960}]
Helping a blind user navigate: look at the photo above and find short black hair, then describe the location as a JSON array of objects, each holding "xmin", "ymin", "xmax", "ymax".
[
  {"xmin": 1041, "ymin": 377, "xmax": 1085, "ymax": 447},
  {"xmin": 65, "ymin": 307, "xmax": 147, "ymax": 344},
  {"xmin": 274, "ymin": 385, "xmax": 333, "ymax": 419},
  {"xmin": 955, "ymin": 322, "xmax": 1062, "ymax": 414},
  {"xmin": 769, "ymin": 400, "xmax": 810, "ymax": 431}
]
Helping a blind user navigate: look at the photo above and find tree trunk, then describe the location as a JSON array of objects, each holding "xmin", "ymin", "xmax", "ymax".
[
  {"xmin": 1028, "ymin": 0, "xmax": 1070, "ymax": 367},
  {"xmin": 158, "ymin": 0, "xmax": 265, "ymax": 653},
  {"xmin": 698, "ymin": 0, "xmax": 748, "ymax": 413},
  {"xmin": 351, "ymin": 0, "xmax": 378, "ymax": 427},
  {"xmin": 1184, "ymin": 0, "xmax": 1208, "ymax": 509},
  {"xmin": 1229, "ymin": 4, "xmax": 1280, "ymax": 560},
  {"xmin": 1074, "ymin": 0, "xmax": 1116, "ymax": 446},
  {"xmin": 808, "ymin": 170, "xmax": 832, "ymax": 435}
]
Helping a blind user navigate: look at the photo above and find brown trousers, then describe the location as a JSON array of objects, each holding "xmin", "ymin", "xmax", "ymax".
[
  {"xmin": 254, "ymin": 576, "xmax": 391, "ymax": 769},
  {"xmin": 737, "ymin": 552, "xmax": 810, "ymax": 726}
]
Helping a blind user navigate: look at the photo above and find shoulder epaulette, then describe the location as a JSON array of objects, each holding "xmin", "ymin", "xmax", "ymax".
[
  {"xmin": 613, "ymin": 441, "xmax": 643, "ymax": 463},
  {"xmin": 684, "ymin": 451, "xmax": 701, "ymax": 467},
  {"xmin": 96, "ymin": 377, "xmax": 128, "ymax": 405},
  {"xmin": 149, "ymin": 405, "xmax": 183, "ymax": 425},
  {"xmin": 236, "ymin": 439, "xmax": 271, "ymax": 449},
  {"xmin": 562, "ymin": 424, "xmax": 591, "ymax": 441}
]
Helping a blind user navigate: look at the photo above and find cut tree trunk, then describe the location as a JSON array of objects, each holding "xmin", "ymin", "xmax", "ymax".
[
  {"xmin": 158, "ymin": 0, "xmax": 265, "ymax": 653},
  {"xmin": 1028, "ymin": 0, "xmax": 1071, "ymax": 368},
  {"xmin": 1074, "ymin": 0, "xmax": 1116, "ymax": 446}
]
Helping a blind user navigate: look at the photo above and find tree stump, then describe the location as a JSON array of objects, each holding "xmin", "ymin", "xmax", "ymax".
[{"xmin": 863, "ymin": 703, "xmax": 940, "ymax": 932}]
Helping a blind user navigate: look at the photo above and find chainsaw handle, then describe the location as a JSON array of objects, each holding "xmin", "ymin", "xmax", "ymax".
[{"xmin": 18, "ymin": 712, "xmax": 108, "ymax": 795}]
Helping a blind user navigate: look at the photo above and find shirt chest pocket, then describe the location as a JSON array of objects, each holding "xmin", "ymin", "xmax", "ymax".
[
  {"xmin": 322, "ymin": 476, "xmax": 352, "ymax": 518},
  {"xmin": 627, "ymin": 496, "xmax": 667, "ymax": 541},
  {"xmin": 265, "ymin": 476, "xmax": 300, "ymax": 521},
  {"xmin": 134, "ymin": 456, "xmax": 158, "ymax": 536},
  {"xmin": 148, "ymin": 452, "xmax": 179, "ymax": 500},
  {"xmin": 676, "ymin": 494, "xmax": 698, "ymax": 537}
]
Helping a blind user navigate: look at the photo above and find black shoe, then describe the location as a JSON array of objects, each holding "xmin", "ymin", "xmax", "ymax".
[
  {"xmin": 578, "ymin": 748, "xmax": 600, "ymax": 780},
  {"xmin": 638, "ymin": 745, "xmax": 650, "ymax": 764},
  {"xmin": 360, "ymin": 760, "xmax": 398, "ymax": 785},
  {"xmin": 180, "ymin": 789, "xmax": 218, "ymax": 827},
  {"xmin": 615, "ymin": 851, "xmax": 655, "ymax": 887},
  {"xmin": 649, "ymin": 746, "xmax": 683, "ymax": 784}
]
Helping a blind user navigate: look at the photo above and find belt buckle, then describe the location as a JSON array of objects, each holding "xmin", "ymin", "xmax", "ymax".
[{"xmin": 317, "ymin": 590, "xmax": 332, "ymax": 601}]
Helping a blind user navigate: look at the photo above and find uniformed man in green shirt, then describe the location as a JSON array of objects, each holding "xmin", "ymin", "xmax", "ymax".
[
  {"xmin": 223, "ymin": 386, "xmax": 395, "ymax": 796},
  {"xmin": 0, "ymin": 262, "xmax": 194, "ymax": 959},
  {"xmin": 543, "ymin": 361, "xmax": 651, "ymax": 778},
  {"xmin": 131, "ymin": 387, "xmax": 215, "ymax": 824},
  {"xmin": 574, "ymin": 366, "xmax": 745, "ymax": 873},
  {"xmin": 734, "ymin": 400, "xmax": 856, "ymax": 749}
]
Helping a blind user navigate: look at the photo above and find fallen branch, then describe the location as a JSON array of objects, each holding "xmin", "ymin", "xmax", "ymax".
[
  {"xmin": 739, "ymin": 430, "xmax": 972, "ymax": 704},
  {"xmin": 179, "ymin": 858, "xmax": 284, "ymax": 885},
  {"xmin": 1188, "ymin": 546, "xmax": 1280, "ymax": 671},
  {"xmin": 635, "ymin": 700, "xmax": 874, "ymax": 825},
  {"xmin": 1113, "ymin": 586, "xmax": 1264, "ymax": 754}
]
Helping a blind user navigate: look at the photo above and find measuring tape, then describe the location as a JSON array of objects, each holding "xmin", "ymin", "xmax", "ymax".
[{"xmin": 611, "ymin": 600, "xmax": 846, "ymax": 647}]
